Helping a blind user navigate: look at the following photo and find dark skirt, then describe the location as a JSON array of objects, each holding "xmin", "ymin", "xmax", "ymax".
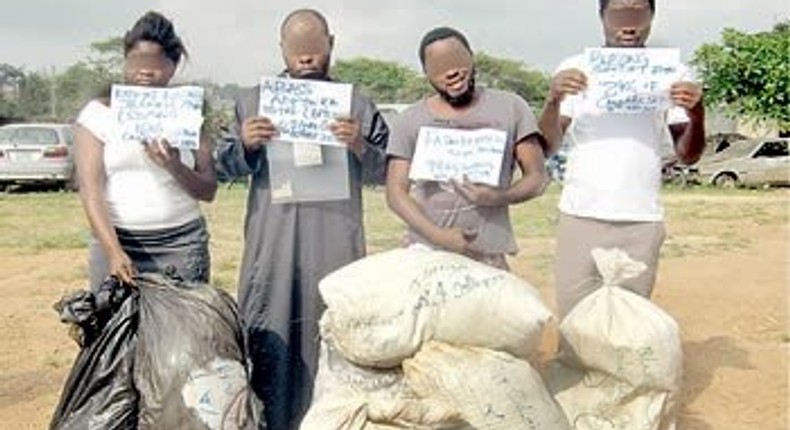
[{"xmin": 88, "ymin": 217, "xmax": 211, "ymax": 290}]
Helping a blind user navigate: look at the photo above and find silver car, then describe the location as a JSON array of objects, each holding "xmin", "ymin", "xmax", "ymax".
[
  {"xmin": 688, "ymin": 138, "xmax": 789, "ymax": 188},
  {"xmin": 0, "ymin": 123, "xmax": 75, "ymax": 190}
]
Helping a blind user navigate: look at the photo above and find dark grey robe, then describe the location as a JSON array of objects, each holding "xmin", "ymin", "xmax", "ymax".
[{"xmin": 216, "ymin": 82, "xmax": 388, "ymax": 430}]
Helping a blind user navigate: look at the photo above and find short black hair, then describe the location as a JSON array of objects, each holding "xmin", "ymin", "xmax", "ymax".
[
  {"xmin": 599, "ymin": 0, "xmax": 656, "ymax": 15},
  {"xmin": 418, "ymin": 27, "xmax": 472, "ymax": 68},
  {"xmin": 123, "ymin": 11, "xmax": 186, "ymax": 64},
  {"xmin": 280, "ymin": 8, "xmax": 331, "ymax": 36}
]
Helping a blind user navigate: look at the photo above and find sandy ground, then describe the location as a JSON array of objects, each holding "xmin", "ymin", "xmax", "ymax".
[{"xmin": 0, "ymin": 191, "xmax": 787, "ymax": 430}]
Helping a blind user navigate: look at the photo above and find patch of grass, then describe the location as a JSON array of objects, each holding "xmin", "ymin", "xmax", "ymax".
[
  {"xmin": 363, "ymin": 188, "xmax": 406, "ymax": 252},
  {"xmin": 1, "ymin": 185, "xmax": 786, "ymax": 291},
  {"xmin": 0, "ymin": 192, "xmax": 88, "ymax": 251}
]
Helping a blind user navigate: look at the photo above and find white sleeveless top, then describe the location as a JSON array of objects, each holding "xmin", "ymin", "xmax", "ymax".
[{"xmin": 77, "ymin": 100, "xmax": 201, "ymax": 230}]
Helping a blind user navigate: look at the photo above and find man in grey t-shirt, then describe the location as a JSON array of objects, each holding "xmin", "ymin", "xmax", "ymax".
[{"xmin": 386, "ymin": 27, "xmax": 547, "ymax": 270}]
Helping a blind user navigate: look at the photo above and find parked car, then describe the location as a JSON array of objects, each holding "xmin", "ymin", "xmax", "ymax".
[
  {"xmin": 0, "ymin": 123, "xmax": 75, "ymax": 190},
  {"xmin": 687, "ymin": 138, "xmax": 789, "ymax": 188}
]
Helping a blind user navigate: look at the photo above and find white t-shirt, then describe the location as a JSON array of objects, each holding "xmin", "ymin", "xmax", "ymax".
[
  {"xmin": 77, "ymin": 100, "xmax": 201, "ymax": 230},
  {"xmin": 556, "ymin": 53, "xmax": 691, "ymax": 222}
]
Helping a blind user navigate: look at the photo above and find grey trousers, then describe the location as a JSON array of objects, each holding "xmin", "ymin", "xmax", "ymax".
[{"xmin": 554, "ymin": 213, "xmax": 666, "ymax": 318}]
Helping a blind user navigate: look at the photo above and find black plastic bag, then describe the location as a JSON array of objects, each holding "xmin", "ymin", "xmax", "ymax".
[
  {"xmin": 133, "ymin": 274, "xmax": 255, "ymax": 430},
  {"xmin": 49, "ymin": 277, "xmax": 139, "ymax": 430}
]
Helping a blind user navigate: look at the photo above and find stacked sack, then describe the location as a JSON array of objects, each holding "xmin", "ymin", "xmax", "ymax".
[
  {"xmin": 546, "ymin": 248, "xmax": 683, "ymax": 430},
  {"xmin": 301, "ymin": 248, "xmax": 571, "ymax": 429}
]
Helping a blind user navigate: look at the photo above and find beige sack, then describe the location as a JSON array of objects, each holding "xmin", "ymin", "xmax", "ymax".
[
  {"xmin": 551, "ymin": 248, "xmax": 682, "ymax": 430},
  {"xmin": 546, "ymin": 361, "xmax": 678, "ymax": 430},
  {"xmin": 300, "ymin": 328, "xmax": 466, "ymax": 430},
  {"xmin": 320, "ymin": 248, "xmax": 553, "ymax": 368},
  {"xmin": 403, "ymin": 342, "xmax": 571, "ymax": 430},
  {"xmin": 560, "ymin": 248, "xmax": 683, "ymax": 391}
]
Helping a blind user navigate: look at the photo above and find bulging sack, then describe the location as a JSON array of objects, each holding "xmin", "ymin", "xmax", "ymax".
[
  {"xmin": 50, "ymin": 278, "xmax": 139, "ymax": 430},
  {"xmin": 133, "ymin": 274, "xmax": 253, "ymax": 430},
  {"xmin": 546, "ymin": 361, "xmax": 679, "ymax": 430},
  {"xmin": 403, "ymin": 342, "xmax": 571, "ymax": 430},
  {"xmin": 559, "ymin": 248, "xmax": 683, "ymax": 390},
  {"xmin": 300, "ymin": 323, "xmax": 465, "ymax": 430},
  {"xmin": 551, "ymin": 248, "xmax": 683, "ymax": 430},
  {"xmin": 320, "ymin": 248, "xmax": 553, "ymax": 368}
]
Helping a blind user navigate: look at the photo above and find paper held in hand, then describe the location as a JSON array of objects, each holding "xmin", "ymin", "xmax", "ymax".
[
  {"xmin": 258, "ymin": 77, "xmax": 353, "ymax": 148},
  {"xmin": 408, "ymin": 126, "xmax": 507, "ymax": 187},
  {"xmin": 582, "ymin": 47, "xmax": 682, "ymax": 115},
  {"xmin": 110, "ymin": 85, "xmax": 205, "ymax": 149}
]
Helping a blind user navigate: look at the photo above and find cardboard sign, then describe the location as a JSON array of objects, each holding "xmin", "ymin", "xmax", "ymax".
[
  {"xmin": 258, "ymin": 77, "xmax": 352, "ymax": 146},
  {"xmin": 584, "ymin": 48, "xmax": 681, "ymax": 114},
  {"xmin": 111, "ymin": 85, "xmax": 204, "ymax": 149},
  {"xmin": 409, "ymin": 127, "xmax": 507, "ymax": 187}
]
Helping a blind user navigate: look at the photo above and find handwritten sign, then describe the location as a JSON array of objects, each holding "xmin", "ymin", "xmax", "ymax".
[
  {"xmin": 258, "ymin": 77, "xmax": 352, "ymax": 146},
  {"xmin": 409, "ymin": 127, "xmax": 507, "ymax": 187},
  {"xmin": 584, "ymin": 48, "xmax": 681, "ymax": 114},
  {"xmin": 111, "ymin": 85, "xmax": 204, "ymax": 149}
]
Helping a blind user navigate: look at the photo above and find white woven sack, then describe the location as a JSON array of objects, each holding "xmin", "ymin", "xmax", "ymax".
[
  {"xmin": 320, "ymin": 248, "xmax": 553, "ymax": 368},
  {"xmin": 403, "ymin": 342, "xmax": 572, "ymax": 430},
  {"xmin": 545, "ymin": 361, "xmax": 678, "ymax": 430},
  {"xmin": 300, "ymin": 326, "xmax": 464, "ymax": 430},
  {"xmin": 559, "ymin": 248, "xmax": 683, "ymax": 391}
]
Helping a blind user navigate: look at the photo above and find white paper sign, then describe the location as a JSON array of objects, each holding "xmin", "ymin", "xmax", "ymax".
[
  {"xmin": 258, "ymin": 77, "xmax": 352, "ymax": 146},
  {"xmin": 584, "ymin": 48, "xmax": 681, "ymax": 114},
  {"xmin": 111, "ymin": 85, "xmax": 204, "ymax": 149},
  {"xmin": 409, "ymin": 127, "xmax": 507, "ymax": 187}
]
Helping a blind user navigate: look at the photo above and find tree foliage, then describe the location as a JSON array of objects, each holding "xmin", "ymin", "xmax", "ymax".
[
  {"xmin": 332, "ymin": 58, "xmax": 431, "ymax": 103},
  {"xmin": 332, "ymin": 53, "xmax": 549, "ymax": 108},
  {"xmin": 692, "ymin": 21, "xmax": 790, "ymax": 132},
  {"xmin": 0, "ymin": 64, "xmax": 51, "ymax": 120},
  {"xmin": 3, "ymin": 37, "xmax": 550, "ymax": 125},
  {"xmin": 475, "ymin": 52, "xmax": 549, "ymax": 107}
]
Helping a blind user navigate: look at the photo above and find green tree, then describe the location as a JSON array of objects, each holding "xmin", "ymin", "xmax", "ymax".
[
  {"xmin": 0, "ymin": 64, "xmax": 25, "ymax": 118},
  {"xmin": 331, "ymin": 54, "xmax": 549, "ymax": 107},
  {"xmin": 332, "ymin": 58, "xmax": 428, "ymax": 103},
  {"xmin": 692, "ymin": 21, "xmax": 790, "ymax": 134},
  {"xmin": 55, "ymin": 62, "xmax": 109, "ymax": 121},
  {"xmin": 87, "ymin": 37, "xmax": 124, "ymax": 81},
  {"xmin": 52, "ymin": 37, "xmax": 124, "ymax": 121},
  {"xmin": 17, "ymin": 72, "xmax": 53, "ymax": 119},
  {"xmin": 475, "ymin": 52, "xmax": 549, "ymax": 107},
  {"xmin": 0, "ymin": 64, "xmax": 54, "ymax": 120}
]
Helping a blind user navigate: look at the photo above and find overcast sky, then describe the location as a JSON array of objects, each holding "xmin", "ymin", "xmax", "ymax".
[{"xmin": 1, "ymin": 0, "xmax": 786, "ymax": 84}]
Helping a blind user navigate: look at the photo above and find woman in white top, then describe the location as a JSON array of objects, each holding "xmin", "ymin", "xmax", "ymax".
[{"xmin": 74, "ymin": 11, "xmax": 217, "ymax": 288}]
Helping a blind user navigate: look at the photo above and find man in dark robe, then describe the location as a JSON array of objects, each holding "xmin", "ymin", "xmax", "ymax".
[{"xmin": 215, "ymin": 9, "xmax": 389, "ymax": 429}]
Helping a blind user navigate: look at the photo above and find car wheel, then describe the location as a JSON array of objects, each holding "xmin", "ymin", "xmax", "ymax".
[{"xmin": 713, "ymin": 173, "xmax": 738, "ymax": 189}]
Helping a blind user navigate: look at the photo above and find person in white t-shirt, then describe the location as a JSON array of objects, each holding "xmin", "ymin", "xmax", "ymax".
[
  {"xmin": 539, "ymin": 0, "xmax": 706, "ymax": 317},
  {"xmin": 74, "ymin": 11, "xmax": 217, "ymax": 289}
]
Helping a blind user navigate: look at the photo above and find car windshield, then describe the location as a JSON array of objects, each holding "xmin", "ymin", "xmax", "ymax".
[
  {"xmin": 12, "ymin": 127, "xmax": 59, "ymax": 145},
  {"xmin": 0, "ymin": 128, "xmax": 11, "ymax": 143},
  {"xmin": 713, "ymin": 140, "xmax": 763, "ymax": 159},
  {"xmin": 752, "ymin": 140, "xmax": 789, "ymax": 158}
]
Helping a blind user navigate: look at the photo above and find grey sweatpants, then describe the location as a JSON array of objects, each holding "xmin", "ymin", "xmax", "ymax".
[{"xmin": 554, "ymin": 213, "xmax": 666, "ymax": 318}]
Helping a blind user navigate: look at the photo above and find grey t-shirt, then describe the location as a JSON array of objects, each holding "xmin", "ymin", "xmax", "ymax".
[{"xmin": 387, "ymin": 88, "xmax": 540, "ymax": 254}]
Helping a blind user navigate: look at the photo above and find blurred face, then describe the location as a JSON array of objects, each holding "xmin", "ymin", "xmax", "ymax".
[
  {"xmin": 123, "ymin": 41, "xmax": 175, "ymax": 87},
  {"xmin": 280, "ymin": 19, "xmax": 333, "ymax": 79},
  {"xmin": 601, "ymin": 0, "xmax": 653, "ymax": 47},
  {"xmin": 423, "ymin": 37, "xmax": 476, "ymax": 107}
]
